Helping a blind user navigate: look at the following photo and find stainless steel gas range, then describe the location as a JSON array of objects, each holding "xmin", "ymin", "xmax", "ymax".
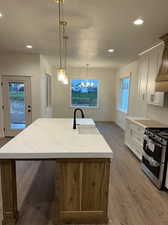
[{"xmin": 141, "ymin": 128, "xmax": 168, "ymax": 189}]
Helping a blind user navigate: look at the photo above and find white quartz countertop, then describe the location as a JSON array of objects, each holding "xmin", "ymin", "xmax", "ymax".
[
  {"xmin": 126, "ymin": 116, "xmax": 168, "ymax": 128},
  {"xmin": 0, "ymin": 118, "xmax": 113, "ymax": 159}
]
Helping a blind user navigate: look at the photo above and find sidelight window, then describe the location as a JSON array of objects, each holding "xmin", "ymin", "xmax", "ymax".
[{"xmin": 119, "ymin": 77, "xmax": 130, "ymax": 113}]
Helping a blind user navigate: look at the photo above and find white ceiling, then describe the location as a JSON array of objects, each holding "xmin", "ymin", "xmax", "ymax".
[{"xmin": 0, "ymin": 0, "xmax": 168, "ymax": 69}]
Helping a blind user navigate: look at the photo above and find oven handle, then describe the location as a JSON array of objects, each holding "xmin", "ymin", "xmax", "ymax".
[
  {"xmin": 154, "ymin": 142, "xmax": 162, "ymax": 148},
  {"xmin": 144, "ymin": 137, "xmax": 162, "ymax": 149},
  {"xmin": 143, "ymin": 152, "xmax": 160, "ymax": 167},
  {"xmin": 144, "ymin": 134, "xmax": 162, "ymax": 148}
]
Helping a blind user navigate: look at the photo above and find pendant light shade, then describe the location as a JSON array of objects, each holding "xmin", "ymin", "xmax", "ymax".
[
  {"xmin": 55, "ymin": 0, "xmax": 64, "ymax": 2},
  {"xmin": 62, "ymin": 76, "xmax": 68, "ymax": 85},
  {"xmin": 57, "ymin": 68, "xmax": 66, "ymax": 82}
]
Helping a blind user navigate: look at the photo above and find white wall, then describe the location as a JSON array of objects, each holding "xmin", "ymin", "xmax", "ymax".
[
  {"xmin": 0, "ymin": 53, "xmax": 41, "ymax": 136},
  {"xmin": 115, "ymin": 59, "xmax": 168, "ymax": 130},
  {"xmin": 40, "ymin": 55, "xmax": 54, "ymax": 117},
  {"xmin": 115, "ymin": 60, "xmax": 146, "ymax": 129},
  {"xmin": 146, "ymin": 101, "xmax": 168, "ymax": 124},
  {"xmin": 0, "ymin": 52, "xmax": 116, "ymax": 137},
  {"xmin": 52, "ymin": 67, "xmax": 116, "ymax": 121}
]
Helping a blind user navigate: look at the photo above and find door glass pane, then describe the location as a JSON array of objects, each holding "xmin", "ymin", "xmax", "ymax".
[{"xmin": 8, "ymin": 82, "xmax": 26, "ymax": 129}]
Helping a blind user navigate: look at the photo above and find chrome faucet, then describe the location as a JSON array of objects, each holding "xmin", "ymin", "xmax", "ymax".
[{"xmin": 73, "ymin": 108, "xmax": 85, "ymax": 129}]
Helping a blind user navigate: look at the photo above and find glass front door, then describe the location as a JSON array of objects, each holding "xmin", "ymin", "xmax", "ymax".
[
  {"xmin": 2, "ymin": 76, "xmax": 32, "ymax": 136},
  {"xmin": 9, "ymin": 82, "xmax": 26, "ymax": 130}
]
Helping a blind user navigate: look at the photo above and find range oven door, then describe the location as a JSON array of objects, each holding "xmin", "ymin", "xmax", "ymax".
[
  {"xmin": 142, "ymin": 136, "xmax": 167, "ymax": 189},
  {"xmin": 143, "ymin": 135, "xmax": 166, "ymax": 162},
  {"xmin": 141, "ymin": 153, "xmax": 165, "ymax": 189}
]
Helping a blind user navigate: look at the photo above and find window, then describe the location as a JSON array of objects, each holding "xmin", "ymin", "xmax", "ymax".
[
  {"xmin": 119, "ymin": 77, "xmax": 130, "ymax": 112},
  {"xmin": 71, "ymin": 79, "xmax": 99, "ymax": 107}
]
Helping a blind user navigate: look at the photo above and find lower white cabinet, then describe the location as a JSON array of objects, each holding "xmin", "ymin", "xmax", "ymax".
[{"xmin": 125, "ymin": 119, "xmax": 145, "ymax": 160}]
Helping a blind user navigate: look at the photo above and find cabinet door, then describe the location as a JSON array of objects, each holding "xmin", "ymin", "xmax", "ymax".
[
  {"xmin": 138, "ymin": 55, "xmax": 149, "ymax": 101},
  {"xmin": 59, "ymin": 162, "xmax": 81, "ymax": 212},
  {"xmin": 125, "ymin": 120, "xmax": 144, "ymax": 160},
  {"xmin": 148, "ymin": 93, "xmax": 164, "ymax": 106},
  {"xmin": 82, "ymin": 161, "xmax": 109, "ymax": 211},
  {"xmin": 147, "ymin": 44, "xmax": 164, "ymax": 106},
  {"xmin": 57, "ymin": 159, "xmax": 110, "ymax": 224},
  {"xmin": 125, "ymin": 120, "xmax": 132, "ymax": 146}
]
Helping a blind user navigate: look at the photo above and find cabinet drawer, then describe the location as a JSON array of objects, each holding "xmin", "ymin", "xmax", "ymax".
[
  {"xmin": 130, "ymin": 123, "xmax": 144, "ymax": 134},
  {"xmin": 126, "ymin": 126, "xmax": 144, "ymax": 144},
  {"xmin": 133, "ymin": 132, "xmax": 144, "ymax": 145}
]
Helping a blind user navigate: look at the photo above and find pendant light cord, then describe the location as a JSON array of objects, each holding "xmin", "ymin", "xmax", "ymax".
[
  {"xmin": 63, "ymin": 22, "xmax": 68, "ymax": 71},
  {"xmin": 65, "ymin": 37, "xmax": 68, "ymax": 70},
  {"xmin": 86, "ymin": 64, "xmax": 89, "ymax": 78},
  {"xmin": 58, "ymin": 1, "xmax": 62, "ymax": 68},
  {"xmin": 57, "ymin": 0, "xmax": 69, "ymax": 80}
]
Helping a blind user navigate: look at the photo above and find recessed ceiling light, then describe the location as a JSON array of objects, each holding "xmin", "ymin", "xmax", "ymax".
[
  {"xmin": 108, "ymin": 49, "xmax": 114, "ymax": 53},
  {"xmin": 133, "ymin": 18, "xmax": 144, "ymax": 25},
  {"xmin": 26, "ymin": 45, "xmax": 33, "ymax": 49},
  {"xmin": 0, "ymin": 13, "xmax": 3, "ymax": 18}
]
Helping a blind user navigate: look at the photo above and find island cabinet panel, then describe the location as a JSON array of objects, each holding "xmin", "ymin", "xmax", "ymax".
[
  {"xmin": 82, "ymin": 162, "xmax": 108, "ymax": 211},
  {"xmin": 60, "ymin": 162, "xmax": 81, "ymax": 211},
  {"xmin": 0, "ymin": 160, "xmax": 18, "ymax": 225},
  {"xmin": 56, "ymin": 159, "xmax": 111, "ymax": 224}
]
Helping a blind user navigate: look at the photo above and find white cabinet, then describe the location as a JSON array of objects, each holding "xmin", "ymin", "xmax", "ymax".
[
  {"xmin": 138, "ymin": 54, "xmax": 149, "ymax": 101},
  {"xmin": 138, "ymin": 43, "xmax": 165, "ymax": 107},
  {"xmin": 147, "ymin": 44, "xmax": 165, "ymax": 106},
  {"xmin": 125, "ymin": 119, "xmax": 145, "ymax": 160},
  {"xmin": 147, "ymin": 93, "xmax": 164, "ymax": 106}
]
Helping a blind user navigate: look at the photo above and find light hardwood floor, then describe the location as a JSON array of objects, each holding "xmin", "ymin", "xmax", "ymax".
[{"xmin": 0, "ymin": 122, "xmax": 168, "ymax": 225}]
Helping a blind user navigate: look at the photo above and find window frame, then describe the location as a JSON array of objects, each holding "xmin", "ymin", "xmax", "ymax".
[
  {"xmin": 118, "ymin": 76, "xmax": 130, "ymax": 113},
  {"xmin": 70, "ymin": 79, "xmax": 100, "ymax": 108}
]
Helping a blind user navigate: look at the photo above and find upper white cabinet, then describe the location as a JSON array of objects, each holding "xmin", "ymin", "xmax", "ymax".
[
  {"xmin": 138, "ymin": 43, "xmax": 165, "ymax": 107},
  {"xmin": 147, "ymin": 44, "xmax": 165, "ymax": 106},
  {"xmin": 138, "ymin": 54, "xmax": 149, "ymax": 101}
]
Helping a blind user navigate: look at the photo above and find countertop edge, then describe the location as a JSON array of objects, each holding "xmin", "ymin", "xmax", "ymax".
[
  {"xmin": 0, "ymin": 152, "xmax": 113, "ymax": 160},
  {"xmin": 126, "ymin": 116, "xmax": 168, "ymax": 128}
]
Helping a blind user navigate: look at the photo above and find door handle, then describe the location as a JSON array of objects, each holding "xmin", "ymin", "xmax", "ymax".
[{"xmin": 27, "ymin": 105, "xmax": 32, "ymax": 112}]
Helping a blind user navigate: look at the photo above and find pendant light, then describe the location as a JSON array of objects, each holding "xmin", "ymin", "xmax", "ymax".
[
  {"xmin": 56, "ymin": 0, "xmax": 69, "ymax": 85},
  {"xmin": 55, "ymin": 0, "xmax": 64, "ymax": 2},
  {"xmin": 57, "ymin": 0, "xmax": 66, "ymax": 83},
  {"xmin": 62, "ymin": 22, "xmax": 69, "ymax": 85}
]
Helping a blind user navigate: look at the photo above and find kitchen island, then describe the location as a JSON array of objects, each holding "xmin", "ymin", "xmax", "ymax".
[{"xmin": 0, "ymin": 118, "xmax": 113, "ymax": 225}]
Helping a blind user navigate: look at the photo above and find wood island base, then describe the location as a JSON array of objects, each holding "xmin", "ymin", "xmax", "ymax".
[
  {"xmin": 0, "ymin": 158, "xmax": 111, "ymax": 225},
  {"xmin": 0, "ymin": 160, "xmax": 18, "ymax": 225},
  {"xmin": 56, "ymin": 158, "xmax": 111, "ymax": 224}
]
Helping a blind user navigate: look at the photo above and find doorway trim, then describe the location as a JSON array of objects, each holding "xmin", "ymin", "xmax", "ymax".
[{"xmin": 1, "ymin": 75, "xmax": 32, "ymax": 137}]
